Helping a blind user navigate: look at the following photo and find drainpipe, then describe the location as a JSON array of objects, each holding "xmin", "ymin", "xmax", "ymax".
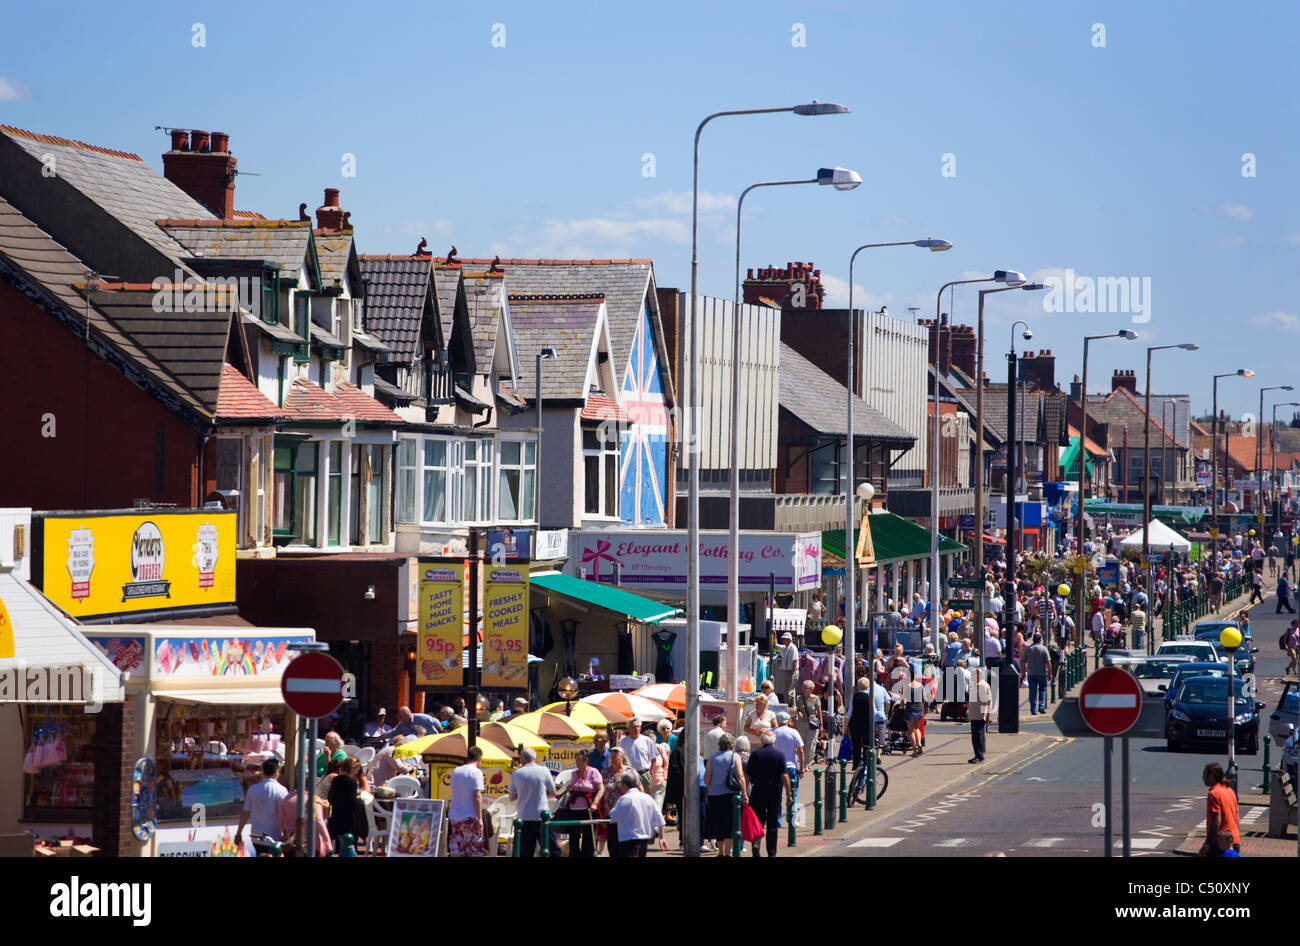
[{"xmin": 472, "ymin": 407, "xmax": 494, "ymax": 430}]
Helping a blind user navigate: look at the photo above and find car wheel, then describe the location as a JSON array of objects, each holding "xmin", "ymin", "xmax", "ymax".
[{"xmin": 1166, "ymin": 739, "xmax": 1179, "ymax": 753}]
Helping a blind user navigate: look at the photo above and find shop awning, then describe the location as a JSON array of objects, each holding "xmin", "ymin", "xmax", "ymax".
[
  {"xmin": 822, "ymin": 512, "xmax": 965, "ymax": 565},
  {"xmin": 530, "ymin": 572, "xmax": 681, "ymax": 624},
  {"xmin": 154, "ymin": 687, "xmax": 285, "ymax": 706},
  {"xmin": 1060, "ymin": 436, "xmax": 1094, "ymax": 481},
  {"xmin": 0, "ymin": 571, "xmax": 124, "ymax": 704}
]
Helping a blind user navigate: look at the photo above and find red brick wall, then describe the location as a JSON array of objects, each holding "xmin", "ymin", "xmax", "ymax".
[
  {"xmin": 0, "ymin": 283, "xmax": 200, "ymax": 508},
  {"xmin": 91, "ymin": 700, "xmax": 132, "ymax": 857},
  {"xmin": 369, "ymin": 635, "xmax": 409, "ymax": 717}
]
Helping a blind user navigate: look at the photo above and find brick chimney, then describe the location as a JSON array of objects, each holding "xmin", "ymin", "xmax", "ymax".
[
  {"xmin": 161, "ymin": 129, "xmax": 237, "ymax": 220},
  {"xmin": 950, "ymin": 324, "xmax": 976, "ymax": 380},
  {"xmin": 1069, "ymin": 373, "xmax": 1082, "ymax": 401},
  {"xmin": 1019, "ymin": 349, "xmax": 1056, "ymax": 390},
  {"xmin": 315, "ymin": 188, "xmax": 346, "ymax": 230},
  {"xmin": 1111, "ymin": 368, "xmax": 1138, "ymax": 393},
  {"xmin": 742, "ymin": 261, "xmax": 823, "ymax": 309}
]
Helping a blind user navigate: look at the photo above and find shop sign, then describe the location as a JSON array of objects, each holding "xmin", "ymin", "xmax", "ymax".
[
  {"xmin": 699, "ymin": 699, "xmax": 742, "ymax": 735},
  {"xmin": 94, "ymin": 637, "xmax": 146, "ymax": 673},
  {"xmin": 154, "ymin": 824, "xmax": 251, "ymax": 857},
  {"xmin": 543, "ymin": 739, "xmax": 593, "ymax": 774},
  {"xmin": 417, "ymin": 565, "xmax": 463, "ymax": 688},
  {"xmin": 386, "ymin": 797, "xmax": 445, "ymax": 857},
  {"xmin": 148, "ymin": 634, "xmax": 311, "ymax": 680},
  {"xmin": 430, "ymin": 762, "xmax": 512, "ymax": 801},
  {"xmin": 536, "ymin": 529, "xmax": 569, "ymax": 561},
  {"xmin": 482, "ymin": 566, "xmax": 529, "ymax": 689},
  {"xmin": 0, "ymin": 594, "xmax": 12, "ymax": 659},
  {"xmin": 487, "ymin": 528, "xmax": 531, "ymax": 563},
  {"xmin": 34, "ymin": 511, "xmax": 236, "ymax": 620},
  {"xmin": 571, "ymin": 530, "xmax": 822, "ymax": 593}
]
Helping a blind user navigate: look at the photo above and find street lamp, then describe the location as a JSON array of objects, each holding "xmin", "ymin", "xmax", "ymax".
[
  {"xmin": 970, "ymin": 287, "xmax": 1042, "ymax": 671},
  {"xmin": 556, "ymin": 676, "xmax": 579, "ymax": 716},
  {"xmin": 929, "ymin": 271, "xmax": 1024, "ymax": 655},
  {"xmin": 843, "ymin": 236, "xmax": 952, "ymax": 731},
  {"xmin": 684, "ymin": 100, "xmax": 849, "ymax": 860},
  {"xmin": 1258, "ymin": 386, "xmax": 1295, "ymax": 522},
  {"xmin": 727, "ymin": 169, "xmax": 862, "ymax": 703},
  {"xmin": 1074, "ymin": 330, "xmax": 1139, "ymax": 644},
  {"xmin": 535, "ymin": 347, "xmax": 557, "ymax": 527},
  {"xmin": 1211, "ymin": 370, "xmax": 1254, "ymax": 552},
  {"xmin": 1141, "ymin": 342, "xmax": 1198, "ymax": 653},
  {"xmin": 1007, "ymin": 319, "xmax": 1032, "ymax": 573}
]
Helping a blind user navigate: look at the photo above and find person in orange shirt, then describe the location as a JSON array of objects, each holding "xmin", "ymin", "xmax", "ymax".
[{"xmin": 1199, "ymin": 763, "xmax": 1239, "ymax": 856}]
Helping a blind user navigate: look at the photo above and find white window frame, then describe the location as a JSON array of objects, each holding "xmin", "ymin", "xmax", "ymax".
[
  {"xmin": 496, "ymin": 436, "xmax": 537, "ymax": 523},
  {"xmin": 419, "ymin": 437, "xmax": 462, "ymax": 526},
  {"xmin": 462, "ymin": 439, "xmax": 492, "ymax": 524},
  {"xmin": 582, "ymin": 428, "xmax": 620, "ymax": 518},
  {"xmin": 398, "ymin": 437, "xmax": 419, "ymax": 524}
]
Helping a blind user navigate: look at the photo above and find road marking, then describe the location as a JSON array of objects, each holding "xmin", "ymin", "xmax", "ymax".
[
  {"xmin": 1025, "ymin": 776, "xmax": 1059, "ymax": 782},
  {"xmin": 850, "ymin": 836, "xmax": 904, "ymax": 848},
  {"xmin": 933, "ymin": 838, "xmax": 971, "ymax": 847},
  {"xmin": 1241, "ymin": 807, "xmax": 1265, "ymax": 824},
  {"xmin": 1115, "ymin": 838, "xmax": 1163, "ymax": 849},
  {"xmin": 1023, "ymin": 837, "xmax": 1066, "ymax": 847}
]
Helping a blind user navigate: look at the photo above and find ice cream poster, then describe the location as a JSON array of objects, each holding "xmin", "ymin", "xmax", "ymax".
[
  {"xmin": 386, "ymin": 798, "xmax": 444, "ymax": 858},
  {"xmin": 152, "ymin": 635, "xmax": 313, "ymax": 679},
  {"xmin": 482, "ymin": 566, "xmax": 529, "ymax": 690},
  {"xmin": 417, "ymin": 565, "xmax": 463, "ymax": 688}
]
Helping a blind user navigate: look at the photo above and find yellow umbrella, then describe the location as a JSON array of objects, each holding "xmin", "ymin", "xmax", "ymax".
[
  {"xmin": 509, "ymin": 711, "xmax": 596, "ymax": 740},
  {"xmin": 392, "ymin": 734, "xmax": 438, "ymax": 758},
  {"xmin": 540, "ymin": 700, "xmax": 625, "ymax": 728},
  {"xmin": 399, "ymin": 730, "xmax": 519, "ymax": 764},
  {"xmin": 479, "ymin": 721, "xmax": 550, "ymax": 754}
]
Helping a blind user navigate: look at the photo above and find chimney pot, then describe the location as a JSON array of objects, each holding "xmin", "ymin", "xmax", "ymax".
[
  {"xmin": 324, "ymin": 187, "xmax": 340, "ymax": 208},
  {"xmin": 191, "ymin": 130, "xmax": 211, "ymax": 153},
  {"xmin": 210, "ymin": 132, "xmax": 229, "ymax": 153},
  {"xmin": 169, "ymin": 129, "xmax": 190, "ymax": 152}
]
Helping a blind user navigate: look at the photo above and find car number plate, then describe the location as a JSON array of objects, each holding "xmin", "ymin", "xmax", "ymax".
[{"xmin": 1196, "ymin": 729, "xmax": 1226, "ymax": 738}]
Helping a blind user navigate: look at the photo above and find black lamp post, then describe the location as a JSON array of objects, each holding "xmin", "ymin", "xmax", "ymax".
[{"xmin": 557, "ymin": 676, "xmax": 579, "ymax": 717}]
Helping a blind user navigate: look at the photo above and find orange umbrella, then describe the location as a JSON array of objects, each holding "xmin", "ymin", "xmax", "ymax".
[
  {"xmin": 540, "ymin": 700, "xmax": 627, "ymax": 727},
  {"xmin": 509, "ymin": 711, "xmax": 597, "ymax": 740},
  {"xmin": 633, "ymin": 683, "xmax": 719, "ymax": 712},
  {"xmin": 580, "ymin": 691, "xmax": 673, "ymax": 722}
]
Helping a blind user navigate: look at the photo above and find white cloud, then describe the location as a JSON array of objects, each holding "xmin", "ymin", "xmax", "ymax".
[
  {"xmin": 820, "ymin": 272, "xmax": 885, "ymax": 310},
  {"xmin": 1221, "ymin": 203, "xmax": 1254, "ymax": 221},
  {"xmin": 635, "ymin": 190, "xmax": 734, "ymax": 216},
  {"xmin": 0, "ymin": 77, "xmax": 28, "ymax": 102},
  {"xmin": 1289, "ymin": 234, "xmax": 1300, "ymax": 246},
  {"xmin": 433, "ymin": 219, "xmax": 453, "ymax": 234},
  {"xmin": 1253, "ymin": 311, "xmax": 1300, "ymax": 332},
  {"xmin": 538, "ymin": 216, "xmax": 688, "ymax": 246},
  {"xmin": 1213, "ymin": 235, "xmax": 1245, "ymax": 250}
]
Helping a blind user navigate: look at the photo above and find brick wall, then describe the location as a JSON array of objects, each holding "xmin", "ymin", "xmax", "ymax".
[
  {"xmin": 0, "ymin": 282, "xmax": 200, "ymax": 509},
  {"xmin": 91, "ymin": 700, "xmax": 132, "ymax": 857},
  {"xmin": 369, "ymin": 634, "xmax": 409, "ymax": 715}
]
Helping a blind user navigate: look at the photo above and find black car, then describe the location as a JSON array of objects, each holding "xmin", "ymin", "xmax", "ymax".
[
  {"xmin": 1165, "ymin": 676, "xmax": 1263, "ymax": 754},
  {"xmin": 1192, "ymin": 625, "xmax": 1258, "ymax": 675},
  {"xmin": 1159, "ymin": 662, "xmax": 1231, "ymax": 712}
]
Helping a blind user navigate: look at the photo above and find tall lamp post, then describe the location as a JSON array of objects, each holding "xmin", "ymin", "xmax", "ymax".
[
  {"xmin": 727, "ymin": 167, "xmax": 863, "ymax": 703},
  {"xmin": 1006, "ymin": 320, "xmax": 1033, "ymax": 570},
  {"xmin": 1257, "ymin": 386, "xmax": 1295, "ymax": 521},
  {"xmin": 843, "ymin": 237, "xmax": 952, "ymax": 718},
  {"xmin": 685, "ymin": 99, "xmax": 849, "ymax": 859},
  {"xmin": 1141, "ymin": 343, "xmax": 1197, "ymax": 653},
  {"xmin": 536, "ymin": 346, "xmax": 557, "ymax": 527},
  {"xmin": 1073, "ymin": 330, "xmax": 1139, "ymax": 645},
  {"xmin": 1211, "ymin": 370, "xmax": 1254, "ymax": 555},
  {"xmin": 930, "ymin": 272, "xmax": 1025, "ymax": 654},
  {"xmin": 973, "ymin": 287, "xmax": 1042, "ymax": 668}
]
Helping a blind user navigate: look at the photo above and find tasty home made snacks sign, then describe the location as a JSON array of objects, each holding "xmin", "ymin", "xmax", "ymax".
[{"xmin": 417, "ymin": 565, "xmax": 464, "ymax": 688}]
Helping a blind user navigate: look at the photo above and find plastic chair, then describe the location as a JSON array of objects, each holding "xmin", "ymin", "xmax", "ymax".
[
  {"xmin": 342, "ymin": 744, "xmax": 362, "ymax": 758},
  {"xmin": 364, "ymin": 798, "xmax": 391, "ymax": 855},
  {"xmin": 386, "ymin": 775, "xmax": 420, "ymax": 798},
  {"xmin": 355, "ymin": 746, "xmax": 376, "ymax": 770}
]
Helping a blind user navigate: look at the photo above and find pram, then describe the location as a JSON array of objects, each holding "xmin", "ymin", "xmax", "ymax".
[{"xmin": 880, "ymin": 703, "xmax": 912, "ymax": 755}]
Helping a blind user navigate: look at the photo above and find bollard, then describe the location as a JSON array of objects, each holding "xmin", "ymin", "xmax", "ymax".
[
  {"xmin": 787, "ymin": 788, "xmax": 797, "ymax": 848},
  {"xmin": 825, "ymin": 765, "xmax": 837, "ymax": 830},
  {"xmin": 512, "ymin": 818, "xmax": 522, "ymax": 857},
  {"xmin": 540, "ymin": 811, "xmax": 551, "ymax": 858},
  {"xmin": 1257, "ymin": 736, "xmax": 1271, "ymax": 793},
  {"xmin": 731, "ymin": 794, "xmax": 742, "ymax": 858},
  {"xmin": 813, "ymin": 769, "xmax": 823, "ymax": 835},
  {"xmin": 838, "ymin": 759, "xmax": 849, "ymax": 822},
  {"xmin": 1050, "ymin": 672, "xmax": 1056, "ymax": 704},
  {"xmin": 867, "ymin": 748, "xmax": 877, "ymax": 810}
]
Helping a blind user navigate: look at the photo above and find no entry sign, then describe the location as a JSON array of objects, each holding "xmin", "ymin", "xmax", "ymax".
[
  {"xmin": 280, "ymin": 652, "xmax": 345, "ymax": 719},
  {"xmin": 1078, "ymin": 667, "xmax": 1143, "ymax": 737}
]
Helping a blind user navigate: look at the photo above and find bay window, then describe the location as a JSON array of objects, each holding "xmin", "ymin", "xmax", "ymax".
[
  {"xmin": 463, "ymin": 439, "xmax": 492, "ymax": 523},
  {"xmin": 398, "ymin": 438, "xmax": 418, "ymax": 523},
  {"xmin": 583, "ymin": 428, "xmax": 619, "ymax": 517},
  {"xmin": 273, "ymin": 440, "xmax": 317, "ymax": 545},
  {"xmin": 498, "ymin": 439, "xmax": 536, "ymax": 521}
]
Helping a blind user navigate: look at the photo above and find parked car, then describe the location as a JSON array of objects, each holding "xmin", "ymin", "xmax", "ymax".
[
  {"xmin": 1159, "ymin": 662, "xmax": 1231, "ymax": 712},
  {"xmin": 1192, "ymin": 623, "xmax": 1257, "ymax": 674},
  {"xmin": 1165, "ymin": 676, "xmax": 1263, "ymax": 754},
  {"xmin": 1130, "ymin": 656, "xmax": 1193, "ymax": 696},
  {"xmin": 1156, "ymin": 640, "xmax": 1221, "ymax": 665},
  {"xmin": 1268, "ymin": 680, "xmax": 1298, "ymax": 747},
  {"xmin": 1193, "ymin": 620, "xmax": 1247, "ymax": 642}
]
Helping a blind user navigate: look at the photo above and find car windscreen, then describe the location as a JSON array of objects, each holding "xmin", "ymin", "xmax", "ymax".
[
  {"xmin": 1175, "ymin": 678, "xmax": 1250, "ymax": 705},
  {"xmin": 1284, "ymin": 691, "xmax": 1299, "ymax": 714},
  {"xmin": 1133, "ymin": 660, "xmax": 1186, "ymax": 678},
  {"xmin": 1160, "ymin": 645, "xmax": 1213, "ymax": 658}
]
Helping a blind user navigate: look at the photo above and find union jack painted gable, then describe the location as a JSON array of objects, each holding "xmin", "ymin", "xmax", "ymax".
[{"xmin": 618, "ymin": 302, "xmax": 667, "ymax": 525}]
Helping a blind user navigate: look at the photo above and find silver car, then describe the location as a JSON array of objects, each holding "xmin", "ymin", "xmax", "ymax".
[{"xmin": 1269, "ymin": 681, "xmax": 1298, "ymax": 747}]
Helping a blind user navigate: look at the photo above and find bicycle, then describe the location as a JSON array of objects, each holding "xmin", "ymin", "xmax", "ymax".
[{"xmin": 847, "ymin": 754, "xmax": 888, "ymax": 806}]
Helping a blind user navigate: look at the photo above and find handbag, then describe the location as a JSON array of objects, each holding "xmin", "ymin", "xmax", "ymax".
[
  {"xmin": 724, "ymin": 751, "xmax": 742, "ymax": 793},
  {"xmin": 739, "ymin": 803, "xmax": 764, "ymax": 843},
  {"xmin": 802, "ymin": 698, "xmax": 820, "ymax": 729}
]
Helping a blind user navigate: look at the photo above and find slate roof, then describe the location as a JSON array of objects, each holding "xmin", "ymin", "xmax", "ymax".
[
  {"xmin": 312, "ymin": 229, "xmax": 354, "ymax": 290},
  {"xmin": 780, "ymin": 343, "xmax": 914, "ymax": 442},
  {"xmin": 281, "ymin": 378, "xmax": 402, "ymax": 424},
  {"xmin": 159, "ymin": 219, "xmax": 314, "ymax": 283},
  {"xmin": 430, "ymin": 263, "xmax": 461, "ymax": 346},
  {"xmin": 356, "ymin": 255, "xmax": 432, "ymax": 365},
  {"xmin": 0, "ymin": 196, "xmax": 209, "ymax": 420},
  {"xmin": 451, "ymin": 258, "xmax": 667, "ymax": 401},
  {"xmin": 1085, "ymin": 386, "xmax": 1182, "ymax": 448},
  {"xmin": 462, "ymin": 272, "xmax": 508, "ymax": 372},
  {"xmin": 372, "ymin": 376, "xmax": 417, "ymax": 404},
  {"xmin": 505, "ymin": 294, "xmax": 605, "ymax": 401},
  {"xmin": 0, "ymin": 125, "xmax": 212, "ymax": 262},
  {"xmin": 932, "ymin": 368, "xmax": 1003, "ymax": 448},
  {"xmin": 216, "ymin": 364, "xmax": 287, "ymax": 423},
  {"xmin": 968, "ymin": 385, "xmax": 1041, "ymax": 443},
  {"xmin": 87, "ymin": 285, "xmax": 236, "ymax": 413}
]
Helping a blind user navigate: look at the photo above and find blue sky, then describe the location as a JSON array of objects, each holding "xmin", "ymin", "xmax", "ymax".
[{"xmin": 2, "ymin": 0, "xmax": 1297, "ymax": 419}]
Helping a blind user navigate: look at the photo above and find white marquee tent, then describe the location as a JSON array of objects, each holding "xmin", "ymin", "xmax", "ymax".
[{"xmin": 1120, "ymin": 519, "xmax": 1191, "ymax": 554}]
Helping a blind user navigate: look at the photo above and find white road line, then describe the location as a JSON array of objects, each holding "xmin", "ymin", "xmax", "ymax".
[
  {"xmin": 1115, "ymin": 838, "xmax": 1162, "ymax": 849},
  {"xmin": 1023, "ymin": 837, "xmax": 1066, "ymax": 847},
  {"xmin": 850, "ymin": 836, "xmax": 904, "ymax": 848},
  {"xmin": 1241, "ymin": 807, "xmax": 1265, "ymax": 824},
  {"xmin": 933, "ymin": 838, "xmax": 971, "ymax": 847}
]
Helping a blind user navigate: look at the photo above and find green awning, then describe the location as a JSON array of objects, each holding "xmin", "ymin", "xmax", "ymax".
[
  {"xmin": 1083, "ymin": 501, "xmax": 1206, "ymax": 526},
  {"xmin": 1060, "ymin": 436, "xmax": 1093, "ymax": 482},
  {"xmin": 823, "ymin": 512, "xmax": 965, "ymax": 565},
  {"xmin": 530, "ymin": 573, "xmax": 681, "ymax": 624}
]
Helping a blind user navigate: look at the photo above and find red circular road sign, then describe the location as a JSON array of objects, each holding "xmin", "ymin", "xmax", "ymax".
[
  {"xmin": 1078, "ymin": 666, "xmax": 1144, "ymax": 736},
  {"xmin": 280, "ymin": 652, "xmax": 346, "ymax": 719}
]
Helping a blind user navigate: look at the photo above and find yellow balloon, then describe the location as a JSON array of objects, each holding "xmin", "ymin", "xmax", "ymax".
[
  {"xmin": 821, "ymin": 624, "xmax": 843, "ymax": 646},
  {"xmin": 1220, "ymin": 628, "xmax": 1243, "ymax": 650},
  {"xmin": 1057, "ymin": 584, "xmax": 1071, "ymax": 597},
  {"xmin": 1249, "ymin": 529, "xmax": 1256, "ymax": 537}
]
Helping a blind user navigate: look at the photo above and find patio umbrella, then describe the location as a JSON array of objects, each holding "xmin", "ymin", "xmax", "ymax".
[
  {"xmin": 580, "ymin": 691, "xmax": 673, "ymax": 722},
  {"xmin": 509, "ymin": 711, "xmax": 596, "ymax": 741},
  {"xmin": 406, "ymin": 731, "xmax": 519, "ymax": 764},
  {"xmin": 391, "ymin": 734, "xmax": 438, "ymax": 758},
  {"xmin": 478, "ymin": 721, "xmax": 550, "ymax": 754},
  {"xmin": 540, "ymin": 700, "xmax": 627, "ymax": 727},
  {"xmin": 631, "ymin": 683, "xmax": 720, "ymax": 711}
]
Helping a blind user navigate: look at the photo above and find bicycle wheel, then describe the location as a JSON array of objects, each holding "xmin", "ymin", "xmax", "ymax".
[
  {"xmin": 875, "ymin": 765, "xmax": 888, "ymax": 801},
  {"xmin": 848, "ymin": 768, "xmax": 866, "ymax": 807}
]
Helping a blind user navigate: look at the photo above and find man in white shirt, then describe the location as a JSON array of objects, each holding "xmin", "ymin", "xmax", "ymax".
[
  {"xmin": 363, "ymin": 708, "xmax": 391, "ymax": 739},
  {"xmin": 703, "ymin": 714, "xmax": 728, "ymax": 759},
  {"xmin": 370, "ymin": 735, "xmax": 414, "ymax": 787},
  {"xmin": 448, "ymin": 746, "xmax": 486, "ymax": 857},
  {"xmin": 606, "ymin": 773, "xmax": 667, "ymax": 856},
  {"xmin": 776, "ymin": 632, "xmax": 800, "ymax": 703},
  {"xmin": 771, "ymin": 712, "xmax": 805, "ymax": 819},
  {"xmin": 983, "ymin": 629, "xmax": 1003, "ymax": 668},
  {"xmin": 508, "ymin": 747, "xmax": 559, "ymax": 857},
  {"xmin": 618, "ymin": 720, "xmax": 658, "ymax": 788},
  {"xmin": 235, "ymin": 757, "xmax": 289, "ymax": 852}
]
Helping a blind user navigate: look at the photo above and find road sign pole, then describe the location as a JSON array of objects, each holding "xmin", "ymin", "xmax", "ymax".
[
  {"xmin": 1103, "ymin": 735, "xmax": 1112, "ymax": 858},
  {"xmin": 306, "ymin": 716, "xmax": 318, "ymax": 858},
  {"xmin": 295, "ymin": 716, "xmax": 306, "ymax": 853},
  {"xmin": 1122, "ymin": 735, "xmax": 1131, "ymax": 857}
]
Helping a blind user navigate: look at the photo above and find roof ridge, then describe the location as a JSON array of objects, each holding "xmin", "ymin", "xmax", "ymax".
[
  {"xmin": 508, "ymin": 292, "xmax": 605, "ymax": 302},
  {"xmin": 156, "ymin": 217, "xmax": 309, "ymax": 229},
  {"xmin": 454, "ymin": 257, "xmax": 652, "ymax": 266},
  {"xmin": 0, "ymin": 125, "xmax": 144, "ymax": 161}
]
